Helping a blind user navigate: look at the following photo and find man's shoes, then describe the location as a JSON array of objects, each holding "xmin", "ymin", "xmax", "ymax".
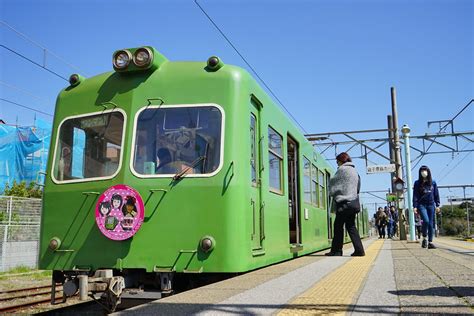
[
  {"xmin": 422, "ymin": 239, "xmax": 428, "ymax": 248},
  {"xmin": 351, "ymin": 252, "xmax": 365, "ymax": 257},
  {"xmin": 325, "ymin": 251, "xmax": 342, "ymax": 256},
  {"xmin": 428, "ymin": 243, "xmax": 436, "ymax": 249}
]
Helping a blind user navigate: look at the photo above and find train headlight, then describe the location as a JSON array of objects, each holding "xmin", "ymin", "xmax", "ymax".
[
  {"xmin": 68, "ymin": 74, "xmax": 84, "ymax": 87},
  {"xmin": 199, "ymin": 235, "xmax": 215, "ymax": 253},
  {"xmin": 49, "ymin": 237, "xmax": 61, "ymax": 251},
  {"xmin": 113, "ymin": 50, "xmax": 132, "ymax": 70},
  {"xmin": 133, "ymin": 47, "xmax": 153, "ymax": 68},
  {"xmin": 206, "ymin": 56, "xmax": 224, "ymax": 71}
]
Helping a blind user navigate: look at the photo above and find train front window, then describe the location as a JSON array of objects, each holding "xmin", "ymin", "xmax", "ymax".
[
  {"xmin": 133, "ymin": 105, "xmax": 222, "ymax": 176},
  {"xmin": 53, "ymin": 111, "xmax": 125, "ymax": 182}
]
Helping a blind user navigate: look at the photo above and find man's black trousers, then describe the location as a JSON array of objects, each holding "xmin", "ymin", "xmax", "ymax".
[{"xmin": 330, "ymin": 210, "xmax": 364, "ymax": 254}]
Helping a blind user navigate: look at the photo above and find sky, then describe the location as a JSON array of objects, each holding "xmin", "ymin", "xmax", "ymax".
[{"xmin": 1, "ymin": 0, "xmax": 473, "ymax": 215}]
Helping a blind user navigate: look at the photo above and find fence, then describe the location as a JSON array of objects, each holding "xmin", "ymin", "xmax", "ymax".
[{"xmin": 0, "ymin": 195, "xmax": 42, "ymax": 272}]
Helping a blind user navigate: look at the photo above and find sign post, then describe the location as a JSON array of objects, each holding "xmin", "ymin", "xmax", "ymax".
[{"xmin": 402, "ymin": 124, "xmax": 416, "ymax": 241}]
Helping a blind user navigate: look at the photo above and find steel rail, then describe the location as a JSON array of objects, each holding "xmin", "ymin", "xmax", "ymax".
[
  {"xmin": 0, "ymin": 284, "xmax": 51, "ymax": 295},
  {"xmin": 0, "ymin": 295, "xmax": 62, "ymax": 313}
]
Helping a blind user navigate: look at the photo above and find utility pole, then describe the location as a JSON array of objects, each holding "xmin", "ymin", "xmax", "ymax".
[
  {"xmin": 387, "ymin": 115, "xmax": 395, "ymax": 193},
  {"xmin": 464, "ymin": 187, "xmax": 471, "ymax": 237},
  {"xmin": 391, "ymin": 87, "xmax": 406, "ymax": 240}
]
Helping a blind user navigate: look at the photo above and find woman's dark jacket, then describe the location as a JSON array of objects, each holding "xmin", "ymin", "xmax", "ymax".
[{"xmin": 413, "ymin": 180, "xmax": 440, "ymax": 208}]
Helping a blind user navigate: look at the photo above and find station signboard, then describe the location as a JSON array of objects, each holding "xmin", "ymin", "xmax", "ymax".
[{"xmin": 367, "ymin": 164, "xmax": 396, "ymax": 174}]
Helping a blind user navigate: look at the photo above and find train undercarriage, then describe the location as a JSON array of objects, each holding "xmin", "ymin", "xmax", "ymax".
[
  {"xmin": 51, "ymin": 269, "xmax": 174, "ymax": 312},
  {"xmin": 51, "ymin": 269, "xmax": 234, "ymax": 312}
]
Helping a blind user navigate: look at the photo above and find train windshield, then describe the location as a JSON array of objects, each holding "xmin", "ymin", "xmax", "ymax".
[
  {"xmin": 53, "ymin": 111, "xmax": 125, "ymax": 182},
  {"xmin": 133, "ymin": 105, "xmax": 222, "ymax": 176}
]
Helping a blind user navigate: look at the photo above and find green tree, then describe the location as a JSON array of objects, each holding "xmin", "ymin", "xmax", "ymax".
[
  {"xmin": 440, "ymin": 202, "xmax": 472, "ymax": 237},
  {"xmin": 3, "ymin": 181, "xmax": 43, "ymax": 198}
]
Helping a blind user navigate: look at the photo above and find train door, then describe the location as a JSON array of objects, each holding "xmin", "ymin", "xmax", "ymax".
[
  {"xmin": 288, "ymin": 136, "xmax": 301, "ymax": 244},
  {"xmin": 250, "ymin": 97, "xmax": 264, "ymax": 251}
]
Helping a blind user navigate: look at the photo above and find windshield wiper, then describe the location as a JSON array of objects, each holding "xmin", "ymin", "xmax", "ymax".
[{"xmin": 173, "ymin": 156, "xmax": 206, "ymax": 181}]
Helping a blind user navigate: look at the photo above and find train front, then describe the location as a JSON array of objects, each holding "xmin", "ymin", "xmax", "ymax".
[{"xmin": 38, "ymin": 47, "xmax": 244, "ymax": 310}]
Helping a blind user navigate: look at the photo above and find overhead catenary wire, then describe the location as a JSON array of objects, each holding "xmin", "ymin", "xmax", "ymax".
[
  {"xmin": 194, "ymin": 0, "xmax": 308, "ymax": 134},
  {"xmin": 1, "ymin": 44, "xmax": 68, "ymax": 81},
  {"xmin": 438, "ymin": 150, "xmax": 473, "ymax": 182},
  {"xmin": 0, "ymin": 98, "xmax": 53, "ymax": 117},
  {"xmin": 0, "ymin": 20, "xmax": 86, "ymax": 76},
  {"xmin": 0, "ymin": 81, "xmax": 49, "ymax": 104},
  {"xmin": 412, "ymin": 99, "xmax": 473, "ymax": 169},
  {"xmin": 437, "ymin": 141, "xmax": 473, "ymax": 179}
]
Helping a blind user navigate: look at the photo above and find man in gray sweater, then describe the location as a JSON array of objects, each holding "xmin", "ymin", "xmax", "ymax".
[{"xmin": 326, "ymin": 152, "xmax": 365, "ymax": 256}]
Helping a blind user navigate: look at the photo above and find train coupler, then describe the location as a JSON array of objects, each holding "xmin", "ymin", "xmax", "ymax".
[{"xmin": 86, "ymin": 269, "xmax": 125, "ymax": 298}]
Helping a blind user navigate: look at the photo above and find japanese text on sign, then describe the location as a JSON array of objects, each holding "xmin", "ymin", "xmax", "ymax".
[{"xmin": 366, "ymin": 164, "xmax": 396, "ymax": 174}]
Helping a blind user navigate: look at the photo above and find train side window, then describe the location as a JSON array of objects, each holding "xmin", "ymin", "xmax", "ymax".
[
  {"xmin": 250, "ymin": 114, "xmax": 257, "ymax": 185},
  {"xmin": 311, "ymin": 164, "xmax": 318, "ymax": 207},
  {"xmin": 268, "ymin": 126, "xmax": 283, "ymax": 194},
  {"xmin": 319, "ymin": 170, "xmax": 326, "ymax": 209},
  {"xmin": 303, "ymin": 157, "xmax": 311, "ymax": 203}
]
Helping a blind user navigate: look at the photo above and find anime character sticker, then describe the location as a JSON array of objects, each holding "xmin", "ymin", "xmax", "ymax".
[
  {"xmin": 111, "ymin": 194, "xmax": 123, "ymax": 210},
  {"xmin": 95, "ymin": 184, "xmax": 145, "ymax": 241},
  {"xmin": 122, "ymin": 196, "xmax": 137, "ymax": 217},
  {"xmin": 99, "ymin": 201, "xmax": 112, "ymax": 217}
]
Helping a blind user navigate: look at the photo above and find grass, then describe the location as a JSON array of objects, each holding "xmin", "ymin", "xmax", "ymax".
[{"xmin": 0, "ymin": 265, "xmax": 51, "ymax": 279}]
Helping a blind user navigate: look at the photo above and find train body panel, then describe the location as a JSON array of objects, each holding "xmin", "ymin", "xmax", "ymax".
[{"xmin": 39, "ymin": 48, "xmax": 369, "ymax": 291}]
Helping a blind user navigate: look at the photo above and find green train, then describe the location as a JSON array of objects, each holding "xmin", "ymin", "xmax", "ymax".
[{"xmin": 39, "ymin": 46, "xmax": 369, "ymax": 310}]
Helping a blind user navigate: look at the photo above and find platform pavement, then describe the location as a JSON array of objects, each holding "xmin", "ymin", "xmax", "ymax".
[{"xmin": 115, "ymin": 237, "xmax": 474, "ymax": 315}]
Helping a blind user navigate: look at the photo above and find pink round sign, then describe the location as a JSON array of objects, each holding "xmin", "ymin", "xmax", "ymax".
[{"xmin": 95, "ymin": 184, "xmax": 145, "ymax": 240}]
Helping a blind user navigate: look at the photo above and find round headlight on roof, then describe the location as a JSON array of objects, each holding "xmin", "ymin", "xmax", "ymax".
[
  {"xmin": 133, "ymin": 47, "xmax": 153, "ymax": 68},
  {"xmin": 113, "ymin": 50, "xmax": 132, "ymax": 70}
]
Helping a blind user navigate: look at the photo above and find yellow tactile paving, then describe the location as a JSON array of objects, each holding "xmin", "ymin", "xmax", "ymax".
[{"xmin": 278, "ymin": 239, "xmax": 384, "ymax": 315}]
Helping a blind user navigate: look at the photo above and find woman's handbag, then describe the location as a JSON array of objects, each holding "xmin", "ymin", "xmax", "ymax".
[{"xmin": 336, "ymin": 175, "xmax": 361, "ymax": 214}]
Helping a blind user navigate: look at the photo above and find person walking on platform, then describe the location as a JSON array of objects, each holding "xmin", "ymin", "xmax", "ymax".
[
  {"xmin": 390, "ymin": 205, "xmax": 399, "ymax": 238},
  {"xmin": 375, "ymin": 207, "xmax": 387, "ymax": 238},
  {"xmin": 387, "ymin": 208, "xmax": 394, "ymax": 238},
  {"xmin": 373, "ymin": 212, "xmax": 379, "ymax": 237},
  {"xmin": 413, "ymin": 165, "xmax": 440, "ymax": 249},
  {"xmin": 414, "ymin": 212, "xmax": 422, "ymax": 240},
  {"xmin": 325, "ymin": 152, "xmax": 365, "ymax": 257}
]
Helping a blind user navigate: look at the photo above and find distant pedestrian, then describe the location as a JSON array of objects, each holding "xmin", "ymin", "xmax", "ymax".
[
  {"xmin": 325, "ymin": 152, "xmax": 365, "ymax": 257},
  {"xmin": 413, "ymin": 165, "xmax": 440, "ymax": 249},
  {"xmin": 390, "ymin": 206, "xmax": 399, "ymax": 238},
  {"xmin": 414, "ymin": 212, "xmax": 422, "ymax": 240},
  {"xmin": 387, "ymin": 208, "xmax": 394, "ymax": 238},
  {"xmin": 375, "ymin": 207, "xmax": 387, "ymax": 238},
  {"xmin": 373, "ymin": 211, "xmax": 379, "ymax": 237}
]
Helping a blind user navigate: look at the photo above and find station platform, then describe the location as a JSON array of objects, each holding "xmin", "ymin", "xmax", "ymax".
[{"xmin": 116, "ymin": 237, "xmax": 474, "ymax": 315}]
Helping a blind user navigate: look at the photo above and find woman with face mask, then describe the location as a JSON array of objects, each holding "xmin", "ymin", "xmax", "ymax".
[{"xmin": 413, "ymin": 165, "xmax": 440, "ymax": 249}]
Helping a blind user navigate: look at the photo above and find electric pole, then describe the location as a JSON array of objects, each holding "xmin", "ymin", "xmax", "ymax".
[{"xmin": 391, "ymin": 87, "xmax": 406, "ymax": 240}]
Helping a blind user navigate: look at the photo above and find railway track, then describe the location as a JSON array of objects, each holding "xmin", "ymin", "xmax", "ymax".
[{"xmin": 0, "ymin": 284, "xmax": 66, "ymax": 313}]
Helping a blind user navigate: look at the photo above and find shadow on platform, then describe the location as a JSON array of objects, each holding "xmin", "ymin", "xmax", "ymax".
[
  {"xmin": 389, "ymin": 286, "xmax": 474, "ymax": 297},
  {"xmin": 119, "ymin": 302, "xmax": 472, "ymax": 315}
]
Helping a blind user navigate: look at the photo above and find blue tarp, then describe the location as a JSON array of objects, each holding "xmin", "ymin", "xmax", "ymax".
[{"xmin": 0, "ymin": 119, "xmax": 51, "ymax": 192}]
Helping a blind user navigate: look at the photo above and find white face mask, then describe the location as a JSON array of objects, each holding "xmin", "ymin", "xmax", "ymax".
[{"xmin": 421, "ymin": 170, "xmax": 428, "ymax": 178}]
